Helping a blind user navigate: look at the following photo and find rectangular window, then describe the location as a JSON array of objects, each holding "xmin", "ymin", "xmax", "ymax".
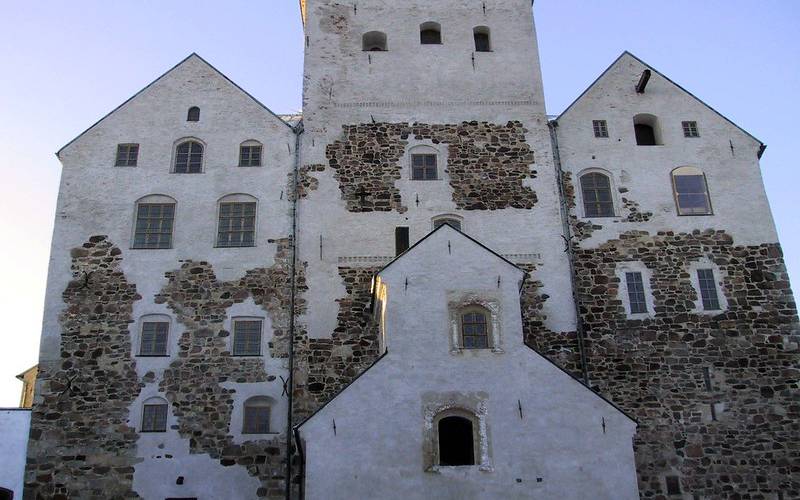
[
  {"xmin": 665, "ymin": 476, "xmax": 682, "ymax": 495},
  {"xmin": 239, "ymin": 144, "xmax": 263, "ymax": 167},
  {"xmin": 411, "ymin": 154, "xmax": 437, "ymax": 180},
  {"xmin": 697, "ymin": 269, "xmax": 721, "ymax": 310},
  {"xmin": 233, "ymin": 319, "xmax": 262, "ymax": 356},
  {"xmin": 133, "ymin": 203, "xmax": 175, "ymax": 249},
  {"xmin": 682, "ymin": 121, "xmax": 700, "ymax": 138},
  {"xmin": 141, "ymin": 404, "xmax": 168, "ymax": 432},
  {"xmin": 243, "ymin": 406, "xmax": 270, "ymax": 434},
  {"xmin": 140, "ymin": 321, "xmax": 169, "ymax": 356},
  {"xmin": 115, "ymin": 143, "xmax": 139, "ymax": 166},
  {"xmin": 395, "ymin": 227, "xmax": 410, "ymax": 256},
  {"xmin": 592, "ymin": 120, "xmax": 609, "ymax": 138},
  {"xmin": 625, "ymin": 272, "xmax": 648, "ymax": 314},
  {"xmin": 217, "ymin": 202, "xmax": 256, "ymax": 247}
]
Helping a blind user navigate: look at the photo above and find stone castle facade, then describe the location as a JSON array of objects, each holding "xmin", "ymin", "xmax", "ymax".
[{"xmin": 23, "ymin": 1, "xmax": 798, "ymax": 499}]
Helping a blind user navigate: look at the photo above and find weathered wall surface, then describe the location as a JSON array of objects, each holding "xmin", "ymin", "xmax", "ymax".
[
  {"xmin": 0, "ymin": 409, "xmax": 31, "ymax": 498},
  {"xmin": 301, "ymin": 227, "xmax": 639, "ymax": 500},
  {"xmin": 555, "ymin": 53, "xmax": 800, "ymax": 498}
]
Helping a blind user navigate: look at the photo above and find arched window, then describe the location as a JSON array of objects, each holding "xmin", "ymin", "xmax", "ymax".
[
  {"xmin": 187, "ymin": 106, "xmax": 200, "ymax": 122},
  {"xmin": 473, "ymin": 26, "xmax": 491, "ymax": 52},
  {"xmin": 633, "ymin": 114, "xmax": 661, "ymax": 146},
  {"xmin": 460, "ymin": 306, "xmax": 490, "ymax": 349},
  {"xmin": 672, "ymin": 166, "xmax": 712, "ymax": 215},
  {"xmin": 243, "ymin": 396, "xmax": 272, "ymax": 434},
  {"xmin": 420, "ymin": 22, "xmax": 442, "ymax": 44},
  {"xmin": 174, "ymin": 139, "xmax": 204, "ymax": 173},
  {"xmin": 437, "ymin": 414, "xmax": 476, "ymax": 466},
  {"xmin": 139, "ymin": 314, "xmax": 170, "ymax": 356},
  {"xmin": 432, "ymin": 214, "xmax": 463, "ymax": 232},
  {"xmin": 141, "ymin": 397, "xmax": 168, "ymax": 432},
  {"xmin": 580, "ymin": 172, "xmax": 615, "ymax": 217},
  {"xmin": 239, "ymin": 140, "xmax": 263, "ymax": 167},
  {"xmin": 217, "ymin": 194, "xmax": 257, "ymax": 248},
  {"xmin": 362, "ymin": 31, "xmax": 387, "ymax": 51},
  {"xmin": 132, "ymin": 195, "xmax": 176, "ymax": 249}
]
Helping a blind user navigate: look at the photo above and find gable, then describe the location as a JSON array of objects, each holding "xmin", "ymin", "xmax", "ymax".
[
  {"xmin": 57, "ymin": 53, "xmax": 293, "ymax": 158},
  {"xmin": 555, "ymin": 51, "xmax": 765, "ymax": 157}
]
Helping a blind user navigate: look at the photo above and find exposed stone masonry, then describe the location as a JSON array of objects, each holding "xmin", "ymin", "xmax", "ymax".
[
  {"xmin": 291, "ymin": 164, "xmax": 324, "ymax": 200},
  {"xmin": 323, "ymin": 121, "xmax": 537, "ymax": 212},
  {"xmin": 571, "ymin": 230, "xmax": 799, "ymax": 498},
  {"xmin": 25, "ymin": 236, "xmax": 142, "ymax": 500}
]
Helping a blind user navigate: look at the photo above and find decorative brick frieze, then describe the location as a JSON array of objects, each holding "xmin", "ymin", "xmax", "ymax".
[
  {"xmin": 571, "ymin": 230, "xmax": 799, "ymax": 498},
  {"xmin": 25, "ymin": 236, "xmax": 142, "ymax": 499},
  {"xmin": 322, "ymin": 121, "xmax": 537, "ymax": 212}
]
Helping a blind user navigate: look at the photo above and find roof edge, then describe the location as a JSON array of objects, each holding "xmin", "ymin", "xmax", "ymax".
[
  {"xmin": 56, "ymin": 52, "xmax": 294, "ymax": 158},
  {"xmin": 552, "ymin": 50, "xmax": 765, "ymax": 156}
]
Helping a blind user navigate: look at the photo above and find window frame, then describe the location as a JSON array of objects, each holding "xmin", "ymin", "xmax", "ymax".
[
  {"xmin": 420, "ymin": 22, "xmax": 442, "ymax": 45},
  {"xmin": 172, "ymin": 138, "xmax": 205, "ymax": 174},
  {"xmin": 411, "ymin": 153, "xmax": 438, "ymax": 181},
  {"xmin": 238, "ymin": 140, "xmax": 263, "ymax": 167},
  {"xmin": 579, "ymin": 171, "xmax": 616, "ymax": 218},
  {"xmin": 696, "ymin": 268, "xmax": 721, "ymax": 311},
  {"xmin": 426, "ymin": 407, "xmax": 491, "ymax": 471},
  {"xmin": 131, "ymin": 195, "xmax": 176, "ymax": 250},
  {"xmin": 138, "ymin": 317, "xmax": 170, "ymax": 357},
  {"xmin": 215, "ymin": 194, "xmax": 258, "ymax": 248},
  {"xmin": 448, "ymin": 299, "xmax": 502, "ymax": 354},
  {"xmin": 460, "ymin": 307, "xmax": 490, "ymax": 350},
  {"xmin": 473, "ymin": 26, "xmax": 491, "ymax": 52},
  {"xmin": 362, "ymin": 31, "xmax": 388, "ymax": 51},
  {"xmin": 682, "ymin": 121, "xmax": 700, "ymax": 138},
  {"xmin": 242, "ymin": 396, "xmax": 272, "ymax": 435},
  {"xmin": 115, "ymin": 143, "xmax": 139, "ymax": 167},
  {"xmin": 141, "ymin": 398, "xmax": 169, "ymax": 433},
  {"xmin": 625, "ymin": 272, "xmax": 648, "ymax": 314},
  {"xmin": 231, "ymin": 317, "xmax": 264, "ymax": 357},
  {"xmin": 671, "ymin": 166, "xmax": 713, "ymax": 216},
  {"xmin": 186, "ymin": 106, "xmax": 200, "ymax": 122},
  {"xmin": 592, "ymin": 120, "xmax": 609, "ymax": 138}
]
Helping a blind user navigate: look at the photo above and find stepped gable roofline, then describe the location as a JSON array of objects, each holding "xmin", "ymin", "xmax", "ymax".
[
  {"xmin": 56, "ymin": 53, "xmax": 293, "ymax": 158},
  {"xmin": 376, "ymin": 222, "xmax": 525, "ymax": 279},
  {"xmin": 552, "ymin": 51, "xmax": 766, "ymax": 158}
]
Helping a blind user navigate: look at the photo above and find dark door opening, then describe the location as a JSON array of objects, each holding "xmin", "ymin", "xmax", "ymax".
[
  {"xmin": 634, "ymin": 124, "xmax": 657, "ymax": 146},
  {"xmin": 438, "ymin": 416, "xmax": 475, "ymax": 466}
]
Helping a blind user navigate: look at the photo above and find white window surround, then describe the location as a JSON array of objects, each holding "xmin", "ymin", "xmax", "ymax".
[
  {"xmin": 138, "ymin": 395, "xmax": 170, "ymax": 432},
  {"xmin": 687, "ymin": 259, "xmax": 729, "ymax": 314},
  {"xmin": 224, "ymin": 383, "xmax": 286, "ymax": 444},
  {"xmin": 575, "ymin": 167, "xmax": 621, "ymax": 219},
  {"xmin": 136, "ymin": 313, "xmax": 172, "ymax": 356},
  {"xmin": 406, "ymin": 142, "xmax": 448, "ymax": 181},
  {"xmin": 615, "ymin": 262, "xmax": 656, "ymax": 319},
  {"xmin": 171, "ymin": 136, "xmax": 206, "ymax": 173},
  {"xmin": 447, "ymin": 293, "xmax": 503, "ymax": 354},
  {"xmin": 423, "ymin": 400, "xmax": 492, "ymax": 473}
]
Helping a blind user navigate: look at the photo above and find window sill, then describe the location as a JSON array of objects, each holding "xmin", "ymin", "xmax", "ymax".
[
  {"xmin": 113, "ymin": 165, "xmax": 138, "ymax": 168},
  {"xmin": 427, "ymin": 465, "xmax": 494, "ymax": 473},
  {"xmin": 676, "ymin": 212, "xmax": 714, "ymax": 217},
  {"xmin": 450, "ymin": 347, "xmax": 503, "ymax": 355},
  {"xmin": 237, "ymin": 165, "xmax": 263, "ymax": 168}
]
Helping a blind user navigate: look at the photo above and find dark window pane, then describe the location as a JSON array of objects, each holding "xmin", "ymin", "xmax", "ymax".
[
  {"xmin": 593, "ymin": 120, "xmax": 608, "ymax": 138},
  {"xmin": 626, "ymin": 272, "xmax": 648, "ymax": 314},
  {"xmin": 115, "ymin": 144, "xmax": 139, "ymax": 167},
  {"xmin": 140, "ymin": 321, "xmax": 169, "ymax": 356},
  {"xmin": 142, "ymin": 404, "xmax": 167, "ymax": 432},
  {"xmin": 411, "ymin": 154, "xmax": 437, "ymax": 180},
  {"xmin": 133, "ymin": 203, "xmax": 175, "ymax": 249},
  {"xmin": 243, "ymin": 405, "xmax": 270, "ymax": 434},
  {"xmin": 174, "ymin": 141, "xmax": 203, "ymax": 173},
  {"xmin": 635, "ymin": 124, "xmax": 656, "ymax": 145},
  {"xmin": 461, "ymin": 311, "xmax": 488, "ymax": 349},
  {"xmin": 187, "ymin": 107, "xmax": 200, "ymax": 122},
  {"xmin": 580, "ymin": 173, "xmax": 614, "ymax": 217},
  {"xmin": 421, "ymin": 29, "xmax": 441, "ymax": 44},
  {"xmin": 217, "ymin": 202, "xmax": 257, "ymax": 247},
  {"xmin": 395, "ymin": 227, "xmax": 409, "ymax": 256},
  {"xmin": 233, "ymin": 320, "xmax": 262, "ymax": 356},
  {"xmin": 474, "ymin": 32, "xmax": 490, "ymax": 52},
  {"xmin": 697, "ymin": 269, "xmax": 721, "ymax": 310}
]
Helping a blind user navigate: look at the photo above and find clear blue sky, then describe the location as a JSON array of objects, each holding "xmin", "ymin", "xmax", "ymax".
[{"xmin": 0, "ymin": 1, "xmax": 797, "ymax": 405}]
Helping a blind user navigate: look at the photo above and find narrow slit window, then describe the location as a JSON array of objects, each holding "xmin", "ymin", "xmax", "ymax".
[
  {"xmin": 580, "ymin": 172, "xmax": 614, "ymax": 217},
  {"xmin": 115, "ymin": 143, "xmax": 139, "ymax": 166},
  {"xmin": 140, "ymin": 321, "xmax": 169, "ymax": 356},
  {"xmin": 133, "ymin": 202, "xmax": 175, "ymax": 249},
  {"xmin": 593, "ymin": 120, "xmax": 609, "ymax": 138},
  {"xmin": 411, "ymin": 154, "xmax": 437, "ymax": 180},
  {"xmin": 672, "ymin": 167, "xmax": 712, "ymax": 215},
  {"xmin": 625, "ymin": 272, "xmax": 648, "ymax": 314},
  {"xmin": 473, "ymin": 27, "xmax": 490, "ymax": 52},
  {"xmin": 461, "ymin": 310, "xmax": 489, "ymax": 349},
  {"xmin": 682, "ymin": 121, "xmax": 700, "ymax": 138},
  {"xmin": 665, "ymin": 476, "xmax": 682, "ymax": 495},
  {"xmin": 395, "ymin": 227, "xmax": 410, "ymax": 256},
  {"xmin": 438, "ymin": 416, "xmax": 475, "ymax": 466},
  {"xmin": 697, "ymin": 269, "xmax": 721, "ymax": 310},
  {"xmin": 239, "ymin": 142, "xmax": 263, "ymax": 167},
  {"xmin": 141, "ymin": 402, "xmax": 168, "ymax": 432},
  {"xmin": 233, "ymin": 319, "xmax": 263, "ymax": 356},
  {"xmin": 243, "ymin": 397, "xmax": 271, "ymax": 434},
  {"xmin": 174, "ymin": 140, "xmax": 204, "ymax": 173},
  {"xmin": 217, "ymin": 201, "xmax": 257, "ymax": 247}
]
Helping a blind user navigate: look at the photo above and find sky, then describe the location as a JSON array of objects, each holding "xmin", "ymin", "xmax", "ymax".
[{"xmin": 0, "ymin": 0, "xmax": 797, "ymax": 406}]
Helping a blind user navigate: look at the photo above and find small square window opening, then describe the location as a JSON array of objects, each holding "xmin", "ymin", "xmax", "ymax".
[
  {"xmin": 682, "ymin": 121, "xmax": 700, "ymax": 138},
  {"xmin": 411, "ymin": 154, "xmax": 438, "ymax": 180},
  {"xmin": 115, "ymin": 144, "xmax": 139, "ymax": 167},
  {"xmin": 593, "ymin": 120, "xmax": 609, "ymax": 138}
]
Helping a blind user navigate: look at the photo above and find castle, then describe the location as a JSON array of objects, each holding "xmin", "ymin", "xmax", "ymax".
[{"xmin": 20, "ymin": 1, "xmax": 798, "ymax": 499}]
